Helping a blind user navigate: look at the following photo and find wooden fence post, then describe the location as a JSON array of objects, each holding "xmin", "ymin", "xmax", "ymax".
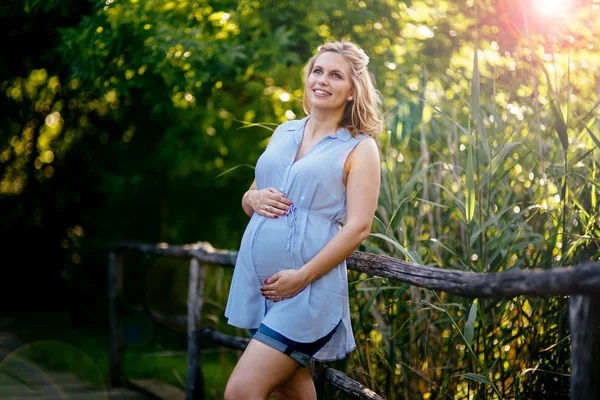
[
  {"xmin": 569, "ymin": 293, "xmax": 600, "ymax": 399},
  {"xmin": 186, "ymin": 258, "xmax": 206, "ymax": 400},
  {"xmin": 311, "ymin": 359, "xmax": 326, "ymax": 399},
  {"xmin": 108, "ymin": 251, "xmax": 124, "ymax": 387}
]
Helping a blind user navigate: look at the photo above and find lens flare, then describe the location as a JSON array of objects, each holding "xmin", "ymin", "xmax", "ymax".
[
  {"xmin": 534, "ymin": 0, "xmax": 571, "ymax": 14},
  {"xmin": 0, "ymin": 341, "xmax": 106, "ymax": 399}
]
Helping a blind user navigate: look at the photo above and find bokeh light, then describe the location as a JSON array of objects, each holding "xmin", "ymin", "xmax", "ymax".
[{"xmin": 0, "ymin": 341, "xmax": 106, "ymax": 399}]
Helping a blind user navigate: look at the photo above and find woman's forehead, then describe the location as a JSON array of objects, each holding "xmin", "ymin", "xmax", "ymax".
[{"xmin": 314, "ymin": 52, "xmax": 351, "ymax": 73}]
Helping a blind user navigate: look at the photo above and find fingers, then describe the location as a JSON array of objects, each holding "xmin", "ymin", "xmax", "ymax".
[
  {"xmin": 263, "ymin": 203, "xmax": 283, "ymax": 216},
  {"xmin": 266, "ymin": 188, "xmax": 293, "ymax": 206},
  {"xmin": 261, "ymin": 287, "xmax": 290, "ymax": 301},
  {"xmin": 264, "ymin": 273, "xmax": 280, "ymax": 285},
  {"xmin": 260, "ymin": 204, "xmax": 280, "ymax": 218},
  {"xmin": 253, "ymin": 189, "xmax": 293, "ymax": 218},
  {"xmin": 266, "ymin": 194, "xmax": 292, "ymax": 215},
  {"xmin": 276, "ymin": 193, "xmax": 293, "ymax": 206},
  {"xmin": 261, "ymin": 279, "xmax": 290, "ymax": 301},
  {"xmin": 260, "ymin": 276, "xmax": 279, "ymax": 299},
  {"xmin": 262, "ymin": 291, "xmax": 296, "ymax": 302}
]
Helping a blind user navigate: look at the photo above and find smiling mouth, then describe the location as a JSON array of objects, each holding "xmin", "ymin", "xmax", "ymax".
[{"xmin": 313, "ymin": 89, "xmax": 332, "ymax": 96}]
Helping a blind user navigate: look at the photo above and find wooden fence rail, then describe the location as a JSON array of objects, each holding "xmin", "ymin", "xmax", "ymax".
[{"xmin": 106, "ymin": 241, "xmax": 600, "ymax": 399}]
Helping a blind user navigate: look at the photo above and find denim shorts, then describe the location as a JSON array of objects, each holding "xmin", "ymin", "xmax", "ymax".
[{"xmin": 248, "ymin": 320, "xmax": 341, "ymax": 367}]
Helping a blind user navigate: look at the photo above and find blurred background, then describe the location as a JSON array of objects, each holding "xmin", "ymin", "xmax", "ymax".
[{"xmin": 1, "ymin": 0, "xmax": 599, "ymax": 398}]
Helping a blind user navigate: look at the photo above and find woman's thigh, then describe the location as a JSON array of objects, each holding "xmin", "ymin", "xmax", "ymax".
[
  {"xmin": 274, "ymin": 366, "xmax": 316, "ymax": 400},
  {"xmin": 225, "ymin": 338, "xmax": 301, "ymax": 399}
]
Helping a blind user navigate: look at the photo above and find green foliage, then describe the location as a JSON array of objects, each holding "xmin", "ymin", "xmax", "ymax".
[{"xmin": 358, "ymin": 0, "xmax": 599, "ymax": 397}]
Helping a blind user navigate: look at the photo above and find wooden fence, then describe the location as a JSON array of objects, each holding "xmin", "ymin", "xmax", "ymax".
[{"xmin": 106, "ymin": 241, "xmax": 600, "ymax": 400}]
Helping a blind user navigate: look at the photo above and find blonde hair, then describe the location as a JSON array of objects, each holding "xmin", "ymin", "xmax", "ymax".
[{"xmin": 302, "ymin": 40, "xmax": 383, "ymax": 137}]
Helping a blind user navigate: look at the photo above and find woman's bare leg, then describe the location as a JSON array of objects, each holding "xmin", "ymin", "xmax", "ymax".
[
  {"xmin": 224, "ymin": 339, "xmax": 301, "ymax": 400},
  {"xmin": 273, "ymin": 365, "xmax": 317, "ymax": 400}
]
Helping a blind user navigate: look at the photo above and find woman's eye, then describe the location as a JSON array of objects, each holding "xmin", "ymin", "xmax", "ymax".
[
  {"xmin": 313, "ymin": 68, "xmax": 322, "ymax": 74},
  {"xmin": 333, "ymin": 73, "xmax": 342, "ymax": 79}
]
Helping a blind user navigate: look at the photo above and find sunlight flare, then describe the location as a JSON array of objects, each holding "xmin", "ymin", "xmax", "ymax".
[{"xmin": 534, "ymin": 0, "xmax": 571, "ymax": 15}]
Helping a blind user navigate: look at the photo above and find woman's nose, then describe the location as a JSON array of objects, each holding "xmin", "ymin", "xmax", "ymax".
[{"xmin": 317, "ymin": 75, "xmax": 329, "ymax": 85}]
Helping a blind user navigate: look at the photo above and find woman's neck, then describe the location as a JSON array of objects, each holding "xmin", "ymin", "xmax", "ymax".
[{"xmin": 306, "ymin": 108, "xmax": 343, "ymax": 139}]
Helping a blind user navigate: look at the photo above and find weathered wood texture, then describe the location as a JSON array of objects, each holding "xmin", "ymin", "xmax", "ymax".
[
  {"xmin": 348, "ymin": 254, "xmax": 600, "ymax": 298},
  {"xmin": 107, "ymin": 241, "xmax": 237, "ymax": 265},
  {"xmin": 125, "ymin": 305, "xmax": 187, "ymax": 327},
  {"xmin": 198, "ymin": 327, "xmax": 249, "ymax": 351},
  {"xmin": 569, "ymin": 294, "xmax": 600, "ymax": 400},
  {"xmin": 324, "ymin": 368, "xmax": 385, "ymax": 400},
  {"xmin": 107, "ymin": 241, "xmax": 600, "ymax": 399},
  {"xmin": 186, "ymin": 259, "xmax": 206, "ymax": 400},
  {"xmin": 107, "ymin": 242, "xmax": 600, "ymax": 298},
  {"xmin": 108, "ymin": 251, "xmax": 123, "ymax": 387},
  {"xmin": 128, "ymin": 379, "xmax": 185, "ymax": 400}
]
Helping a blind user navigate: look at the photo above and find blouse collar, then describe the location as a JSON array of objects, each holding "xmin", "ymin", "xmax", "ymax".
[{"xmin": 290, "ymin": 116, "xmax": 352, "ymax": 143}]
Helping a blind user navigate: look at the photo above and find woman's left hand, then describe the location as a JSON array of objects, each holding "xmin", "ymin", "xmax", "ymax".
[{"xmin": 260, "ymin": 270, "xmax": 308, "ymax": 302}]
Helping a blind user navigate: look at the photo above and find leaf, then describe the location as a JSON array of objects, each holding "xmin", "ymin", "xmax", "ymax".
[
  {"xmin": 440, "ymin": 376, "xmax": 450, "ymax": 399},
  {"xmin": 578, "ymin": 122, "xmax": 600, "ymax": 150},
  {"xmin": 470, "ymin": 45, "xmax": 480, "ymax": 123},
  {"xmin": 540, "ymin": 64, "xmax": 569, "ymax": 151},
  {"xmin": 213, "ymin": 164, "xmax": 255, "ymax": 179},
  {"xmin": 470, "ymin": 45, "xmax": 490, "ymax": 162},
  {"xmin": 465, "ymin": 142, "xmax": 476, "ymax": 223},
  {"xmin": 577, "ymin": 97, "xmax": 600, "ymax": 129},
  {"xmin": 592, "ymin": 162, "xmax": 597, "ymax": 210},
  {"xmin": 414, "ymin": 197, "xmax": 449, "ymax": 209},
  {"xmin": 369, "ymin": 233, "xmax": 419, "ymax": 264},
  {"xmin": 429, "ymin": 238, "xmax": 469, "ymax": 269},
  {"xmin": 421, "ymin": 300, "xmax": 447, "ymax": 313},
  {"xmin": 432, "ymin": 182, "xmax": 466, "ymax": 211},
  {"xmin": 464, "ymin": 300, "xmax": 478, "ymax": 347},
  {"xmin": 488, "ymin": 142, "xmax": 522, "ymax": 179},
  {"xmin": 455, "ymin": 372, "xmax": 492, "ymax": 385},
  {"xmin": 358, "ymin": 286, "xmax": 383, "ymax": 327},
  {"xmin": 469, "ymin": 204, "xmax": 516, "ymax": 244}
]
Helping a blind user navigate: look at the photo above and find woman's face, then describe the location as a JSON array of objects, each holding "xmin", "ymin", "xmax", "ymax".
[{"xmin": 305, "ymin": 51, "xmax": 353, "ymax": 114}]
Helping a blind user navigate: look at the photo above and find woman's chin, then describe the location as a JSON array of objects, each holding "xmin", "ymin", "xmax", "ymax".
[{"xmin": 311, "ymin": 102, "xmax": 344, "ymax": 113}]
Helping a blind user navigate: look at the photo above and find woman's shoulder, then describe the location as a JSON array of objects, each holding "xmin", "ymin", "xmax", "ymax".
[
  {"xmin": 347, "ymin": 133, "xmax": 379, "ymax": 161},
  {"xmin": 350, "ymin": 131, "xmax": 376, "ymax": 145}
]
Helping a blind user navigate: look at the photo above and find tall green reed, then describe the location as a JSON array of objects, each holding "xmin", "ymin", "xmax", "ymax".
[{"xmin": 353, "ymin": 13, "xmax": 599, "ymax": 400}]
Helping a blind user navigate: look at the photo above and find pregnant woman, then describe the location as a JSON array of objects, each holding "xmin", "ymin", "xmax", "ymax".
[{"xmin": 224, "ymin": 40, "xmax": 382, "ymax": 400}]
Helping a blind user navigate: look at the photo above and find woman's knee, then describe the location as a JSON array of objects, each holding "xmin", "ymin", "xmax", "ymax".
[
  {"xmin": 273, "ymin": 366, "xmax": 316, "ymax": 400},
  {"xmin": 223, "ymin": 378, "xmax": 242, "ymax": 400},
  {"xmin": 224, "ymin": 377, "xmax": 265, "ymax": 400},
  {"xmin": 223, "ymin": 377, "xmax": 255, "ymax": 400}
]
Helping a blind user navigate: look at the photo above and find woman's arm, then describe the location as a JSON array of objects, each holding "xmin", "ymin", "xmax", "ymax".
[
  {"xmin": 261, "ymin": 137, "xmax": 380, "ymax": 299},
  {"xmin": 241, "ymin": 179, "xmax": 258, "ymax": 217},
  {"xmin": 241, "ymin": 123, "xmax": 293, "ymax": 218}
]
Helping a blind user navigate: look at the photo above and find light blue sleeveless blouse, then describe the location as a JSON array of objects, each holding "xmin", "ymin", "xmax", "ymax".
[{"xmin": 225, "ymin": 116, "xmax": 370, "ymax": 361}]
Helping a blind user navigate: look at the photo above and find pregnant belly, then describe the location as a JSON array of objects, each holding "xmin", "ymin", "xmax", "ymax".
[{"xmin": 252, "ymin": 216, "xmax": 295, "ymax": 282}]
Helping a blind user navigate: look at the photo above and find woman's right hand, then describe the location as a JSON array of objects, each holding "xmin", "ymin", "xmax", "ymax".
[{"xmin": 246, "ymin": 187, "xmax": 292, "ymax": 218}]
